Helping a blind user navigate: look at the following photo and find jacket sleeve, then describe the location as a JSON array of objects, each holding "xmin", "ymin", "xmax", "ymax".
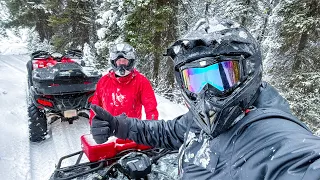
[
  {"xmin": 89, "ymin": 78, "xmax": 103, "ymax": 124},
  {"xmin": 116, "ymin": 112, "xmax": 192, "ymax": 150},
  {"xmin": 140, "ymin": 76, "xmax": 159, "ymax": 120},
  {"xmin": 233, "ymin": 118, "xmax": 320, "ymax": 180}
]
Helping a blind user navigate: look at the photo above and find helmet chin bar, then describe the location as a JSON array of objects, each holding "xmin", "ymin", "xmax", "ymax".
[
  {"xmin": 182, "ymin": 70, "xmax": 261, "ymax": 137},
  {"xmin": 111, "ymin": 57, "xmax": 135, "ymax": 75},
  {"xmin": 114, "ymin": 64, "xmax": 132, "ymax": 76},
  {"xmin": 182, "ymin": 84, "xmax": 245, "ymax": 137},
  {"xmin": 119, "ymin": 66, "xmax": 126, "ymax": 76}
]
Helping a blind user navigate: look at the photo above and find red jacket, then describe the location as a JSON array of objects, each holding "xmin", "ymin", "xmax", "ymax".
[{"xmin": 89, "ymin": 69, "xmax": 158, "ymax": 124}]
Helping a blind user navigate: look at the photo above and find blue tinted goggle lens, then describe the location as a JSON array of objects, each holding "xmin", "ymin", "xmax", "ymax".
[{"xmin": 181, "ymin": 61, "xmax": 241, "ymax": 93}]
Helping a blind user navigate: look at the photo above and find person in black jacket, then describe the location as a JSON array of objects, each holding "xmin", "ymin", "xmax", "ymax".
[{"xmin": 90, "ymin": 17, "xmax": 320, "ymax": 180}]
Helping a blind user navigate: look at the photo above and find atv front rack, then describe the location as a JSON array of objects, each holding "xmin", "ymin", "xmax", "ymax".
[
  {"xmin": 53, "ymin": 150, "xmax": 104, "ymax": 180},
  {"xmin": 51, "ymin": 135, "xmax": 177, "ymax": 180},
  {"xmin": 52, "ymin": 148, "xmax": 177, "ymax": 180}
]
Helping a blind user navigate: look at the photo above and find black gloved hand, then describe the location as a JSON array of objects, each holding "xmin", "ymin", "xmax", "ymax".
[{"xmin": 90, "ymin": 105, "xmax": 118, "ymax": 144}]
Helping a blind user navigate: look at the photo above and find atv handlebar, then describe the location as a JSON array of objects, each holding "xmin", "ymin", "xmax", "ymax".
[{"xmin": 93, "ymin": 149, "xmax": 177, "ymax": 180}]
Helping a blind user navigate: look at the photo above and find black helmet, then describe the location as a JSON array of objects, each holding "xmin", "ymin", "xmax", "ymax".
[
  {"xmin": 165, "ymin": 18, "xmax": 262, "ymax": 137},
  {"xmin": 109, "ymin": 42, "xmax": 136, "ymax": 76}
]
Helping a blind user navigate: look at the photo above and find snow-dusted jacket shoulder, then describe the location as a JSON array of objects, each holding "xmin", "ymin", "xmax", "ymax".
[
  {"xmin": 89, "ymin": 69, "xmax": 158, "ymax": 123},
  {"xmin": 121, "ymin": 82, "xmax": 320, "ymax": 180}
]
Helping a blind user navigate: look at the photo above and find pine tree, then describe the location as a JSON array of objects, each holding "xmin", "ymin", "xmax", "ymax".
[
  {"xmin": 0, "ymin": 1, "xmax": 9, "ymax": 37},
  {"xmin": 94, "ymin": 0, "xmax": 131, "ymax": 68},
  {"xmin": 47, "ymin": 0, "xmax": 95, "ymax": 52},
  {"xmin": 4, "ymin": 0, "xmax": 53, "ymax": 41},
  {"xmin": 124, "ymin": 0, "xmax": 178, "ymax": 88},
  {"xmin": 279, "ymin": 0, "xmax": 320, "ymax": 72}
]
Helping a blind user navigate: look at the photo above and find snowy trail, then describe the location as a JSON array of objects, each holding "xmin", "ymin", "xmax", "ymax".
[
  {"xmin": 0, "ymin": 55, "xmax": 90, "ymax": 180},
  {"xmin": 0, "ymin": 55, "xmax": 31, "ymax": 180},
  {"xmin": 29, "ymin": 118, "xmax": 90, "ymax": 180},
  {"xmin": 0, "ymin": 55, "xmax": 27, "ymax": 73},
  {"xmin": 0, "ymin": 54, "xmax": 188, "ymax": 180}
]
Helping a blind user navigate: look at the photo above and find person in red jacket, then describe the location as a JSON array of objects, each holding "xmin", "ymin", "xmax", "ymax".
[{"xmin": 89, "ymin": 42, "xmax": 159, "ymax": 129}]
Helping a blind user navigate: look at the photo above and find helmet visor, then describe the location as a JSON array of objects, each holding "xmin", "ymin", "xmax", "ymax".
[{"xmin": 181, "ymin": 60, "xmax": 241, "ymax": 94}]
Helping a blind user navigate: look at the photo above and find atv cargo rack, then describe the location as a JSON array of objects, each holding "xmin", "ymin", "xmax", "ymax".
[{"xmin": 32, "ymin": 62, "xmax": 100, "ymax": 95}]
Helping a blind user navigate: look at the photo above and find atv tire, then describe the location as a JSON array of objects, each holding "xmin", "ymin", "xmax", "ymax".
[
  {"xmin": 28, "ymin": 103, "xmax": 48, "ymax": 142},
  {"xmin": 26, "ymin": 60, "xmax": 33, "ymax": 88}
]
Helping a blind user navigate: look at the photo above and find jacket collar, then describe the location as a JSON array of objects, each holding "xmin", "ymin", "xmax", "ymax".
[{"xmin": 252, "ymin": 81, "xmax": 292, "ymax": 113}]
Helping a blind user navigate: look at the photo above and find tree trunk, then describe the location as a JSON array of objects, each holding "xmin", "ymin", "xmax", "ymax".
[
  {"xmin": 152, "ymin": 36, "xmax": 161, "ymax": 84},
  {"xmin": 35, "ymin": 9, "xmax": 53, "ymax": 41},
  {"xmin": 240, "ymin": 0, "xmax": 251, "ymax": 26},
  {"xmin": 165, "ymin": 0, "xmax": 178, "ymax": 88},
  {"xmin": 258, "ymin": 0, "xmax": 276, "ymax": 44},
  {"xmin": 152, "ymin": 0, "xmax": 170, "ymax": 83},
  {"xmin": 292, "ymin": 31, "xmax": 308, "ymax": 72}
]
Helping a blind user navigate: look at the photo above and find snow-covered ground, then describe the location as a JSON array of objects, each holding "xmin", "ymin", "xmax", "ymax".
[{"xmin": 0, "ymin": 51, "xmax": 188, "ymax": 180}]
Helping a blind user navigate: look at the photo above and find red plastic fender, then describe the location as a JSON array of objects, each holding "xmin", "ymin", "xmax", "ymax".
[
  {"xmin": 81, "ymin": 134, "xmax": 116, "ymax": 162},
  {"xmin": 81, "ymin": 134, "xmax": 152, "ymax": 162}
]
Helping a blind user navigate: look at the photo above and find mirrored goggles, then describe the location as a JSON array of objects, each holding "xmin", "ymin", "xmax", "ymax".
[
  {"xmin": 110, "ymin": 51, "xmax": 135, "ymax": 61},
  {"xmin": 181, "ymin": 60, "xmax": 241, "ymax": 94}
]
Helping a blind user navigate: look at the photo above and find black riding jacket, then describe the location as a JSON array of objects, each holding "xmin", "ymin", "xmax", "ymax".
[{"xmin": 118, "ymin": 82, "xmax": 320, "ymax": 180}]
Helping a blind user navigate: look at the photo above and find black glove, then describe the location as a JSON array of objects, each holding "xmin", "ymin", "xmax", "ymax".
[{"xmin": 90, "ymin": 105, "xmax": 118, "ymax": 144}]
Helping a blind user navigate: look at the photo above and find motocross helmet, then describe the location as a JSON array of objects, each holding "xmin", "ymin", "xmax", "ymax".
[
  {"xmin": 165, "ymin": 18, "xmax": 262, "ymax": 137},
  {"xmin": 109, "ymin": 42, "xmax": 136, "ymax": 76}
]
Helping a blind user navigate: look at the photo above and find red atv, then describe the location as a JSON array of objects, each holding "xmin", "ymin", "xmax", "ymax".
[
  {"xmin": 26, "ymin": 50, "xmax": 83, "ymax": 87},
  {"xmin": 51, "ymin": 135, "xmax": 177, "ymax": 180},
  {"xmin": 26, "ymin": 50, "xmax": 102, "ymax": 142}
]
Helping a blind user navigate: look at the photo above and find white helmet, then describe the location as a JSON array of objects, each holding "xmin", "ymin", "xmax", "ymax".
[{"xmin": 109, "ymin": 42, "xmax": 136, "ymax": 76}]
